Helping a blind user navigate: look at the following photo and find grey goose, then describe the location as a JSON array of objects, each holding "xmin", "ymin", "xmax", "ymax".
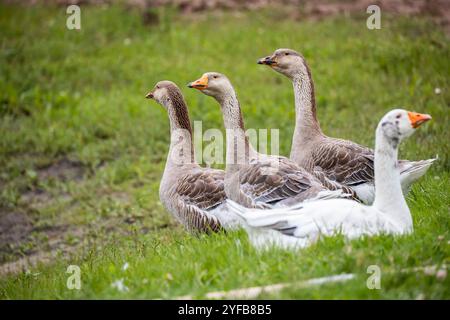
[{"xmin": 258, "ymin": 48, "xmax": 435, "ymax": 203}]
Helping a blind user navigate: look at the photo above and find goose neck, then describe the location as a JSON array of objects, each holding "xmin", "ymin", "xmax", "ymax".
[
  {"xmin": 217, "ymin": 90, "xmax": 256, "ymax": 170},
  {"xmin": 217, "ymin": 91, "xmax": 245, "ymax": 131},
  {"xmin": 290, "ymin": 72, "xmax": 322, "ymax": 161},
  {"xmin": 373, "ymin": 129, "xmax": 412, "ymax": 229},
  {"xmin": 292, "ymin": 73, "xmax": 322, "ymax": 134},
  {"xmin": 165, "ymin": 101, "xmax": 195, "ymax": 168}
]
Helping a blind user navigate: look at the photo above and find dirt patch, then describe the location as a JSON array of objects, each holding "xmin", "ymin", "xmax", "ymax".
[
  {"xmin": 0, "ymin": 211, "xmax": 33, "ymax": 255},
  {"xmin": 20, "ymin": 188, "xmax": 53, "ymax": 209},
  {"xmin": 36, "ymin": 158, "xmax": 86, "ymax": 182},
  {"xmin": 0, "ymin": 221, "xmax": 86, "ymax": 275},
  {"xmin": 0, "ymin": 198, "xmax": 85, "ymax": 265},
  {"xmin": 17, "ymin": 157, "xmax": 86, "ymax": 209},
  {"xmin": 0, "ymin": 155, "xmax": 89, "ymax": 268},
  {"xmin": 0, "ymin": 245, "xmax": 78, "ymax": 276}
]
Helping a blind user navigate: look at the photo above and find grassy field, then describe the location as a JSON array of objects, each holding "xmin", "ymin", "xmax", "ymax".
[{"xmin": 0, "ymin": 4, "xmax": 449, "ymax": 299}]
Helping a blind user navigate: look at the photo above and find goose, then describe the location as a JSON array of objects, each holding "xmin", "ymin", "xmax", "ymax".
[
  {"xmin": 257, "ymin": 49, "xmax": 435, "ymax": 204},
  {"xmin": 226, "ymin": 109, "xmax": 432, "ymax": 250},
  {"xmin": 187, "ymin": 72, "xmax": 355, "ymax": 209},
  {"xmin": 145, "ymin": 81, "xmax": 241, "ymax": 233}
]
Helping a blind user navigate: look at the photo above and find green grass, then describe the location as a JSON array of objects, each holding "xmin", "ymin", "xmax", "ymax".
[{"xmin": 0, "ymin": 4, "xmax": 449, "ymax": 299}]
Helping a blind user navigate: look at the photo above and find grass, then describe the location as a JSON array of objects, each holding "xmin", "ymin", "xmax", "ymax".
[{"xmin": 0, "ymin": 3, "xmax": 449, "ymax": 299}]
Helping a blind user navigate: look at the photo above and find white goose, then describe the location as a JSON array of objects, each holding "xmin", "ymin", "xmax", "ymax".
[
  {"xmin": 188, "ymin": 72, "xmax": 355, "ymax": 209},
  {"xmin": 258, "ymin": 49, "xmax": 435, "ymax": 204},
  {"xmin": 227, "ymin": 109, "xmax": 432, "ymax": 250}
]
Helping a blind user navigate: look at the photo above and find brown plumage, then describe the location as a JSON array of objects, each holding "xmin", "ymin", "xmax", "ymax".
[
  {"xmin": 236, "ymin": 157, "xmax": 325, "ymax": 207},
  {"xmin": 309, "ymin": 139, "xmax": 375, "ymax": 186},
  {"xmin": 147, "ymin": 81, "xmax": 226, "ymax": 234},
  {"xmin": 258, "ymin": 48, "xmax": 435, "ymax": 204},
  {"xmin": 166, "ymin": 83, "xmax": 193, "ymax": 134},
  {"xmin": 188, "ymin": 72, "xmax": 354, "ymax": 209},
  {"xmin": 171, "ymin": 168, "xmax": 226, "ymax": 233}
]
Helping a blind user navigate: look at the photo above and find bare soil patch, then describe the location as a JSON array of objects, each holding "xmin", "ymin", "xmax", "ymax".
[
  {"xmin": 0, "ymin": 210, "xmax": 33, "ymax": 258},
  {"xmin": 0, "ymin": 243, "xmax": 78, "ymax": 276},
  {"xmin": 0, "ymin": 216, "xmax": 85, "ymax": 275},
  {"xmin": 36, "ymin": 157, "xmax": 86, "ymax": 182},
  {"xmin": 0, "ymin": 156, "xmax": 89, "ymax": 272},
  {"xmin": 0, "ymin": 206, "xmax": 77, "ymax": 263},
  {"xmin": 17, "ymin": 157, "xmax": 86, "ymax": 209}
]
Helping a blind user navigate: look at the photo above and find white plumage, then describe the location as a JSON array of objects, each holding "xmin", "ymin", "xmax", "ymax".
[
  {"xmin": 226, "ymin": 109, "xmax": 433, "ymax": 250},
  {"xmin": 226, "ymin": 197, "xmax": 403, "ymax": 250}
]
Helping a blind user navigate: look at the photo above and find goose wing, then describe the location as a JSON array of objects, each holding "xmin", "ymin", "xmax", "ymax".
[
  {"xmin": 311, "ymin": 138, "xmax": 375, "ymax": 186},
  {"xmin": 238, "ymin": 156, "xmax": 325, "ymax": 207},
  {"xmin": 311, "ymin": 168, "xmax": 361, "ymax": 201},
  {"xmin": 174, "ymin": 168, "xmax": 226, "ymax": 233}
]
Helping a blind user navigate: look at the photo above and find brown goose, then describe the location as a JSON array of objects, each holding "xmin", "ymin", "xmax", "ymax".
[
  {"xmin": 146, "ymin": 81, "xmax": 240, "ymax": 233},
  {"xmin": 258, "ymin": 48, "xmax": 435, "ymax": 204},
  {"xmin": 188, "ymin": 72, "xmax": 352, "ymax": 209}
]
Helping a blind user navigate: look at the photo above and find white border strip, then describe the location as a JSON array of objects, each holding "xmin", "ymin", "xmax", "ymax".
[{"xmin": 176, "ymin": 273, "xmax": 355, "ymax": 300}]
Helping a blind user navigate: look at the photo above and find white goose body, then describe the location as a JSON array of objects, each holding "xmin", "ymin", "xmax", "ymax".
[
  {"xmin": 258, "ymin": 49, "xmax": 435, "ymax": 204},
  {"xmin": 227, "ymin": 198, "xmax": 404, "ymax": 250},
  {"xmin": 227, "ymin": 109, "xmax": 432, "ymax": 250}
]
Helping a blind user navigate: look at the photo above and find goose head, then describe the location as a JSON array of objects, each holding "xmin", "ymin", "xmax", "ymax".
[
  {"xmin": 378, "ymin": 109, "xmax": 431, "ymax": 146},
  {"xmin": 145, "ymin": 80, "xmax": 180, "ymax": 108},
  {"xmin": 258, "ymin": 48, "xmax": 308, "ymax": 79},
  {"xmin": 187, "ymin": 72, "xmax": 234, "ymax": 100}
]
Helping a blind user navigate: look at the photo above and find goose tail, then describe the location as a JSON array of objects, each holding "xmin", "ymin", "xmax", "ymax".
[
  {"xmin": 225, "ymin": 200, "xmax": 312, "ymax": 250},
  {"xmin": 226, "ymin": 199, "xmax": 305, "ymax": 227},
  {"xmin": 225, "ymin": 199, "xmax": 254, "ymax": 219},
  {"xmin": 226, "ymin": 189, "xmax": 347, "ymax": 222},
  {"xmin": 399, "ymin": 157, "xmax": 437, "ymax": 190}
]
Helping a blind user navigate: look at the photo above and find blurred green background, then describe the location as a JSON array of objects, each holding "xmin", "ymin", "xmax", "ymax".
[{"xmin": 0, "ymin": 1, "xmax": 449, "ymax": 299}]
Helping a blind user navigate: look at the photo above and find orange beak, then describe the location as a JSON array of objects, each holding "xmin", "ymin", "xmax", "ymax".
[
  {"xmin": 188, "ymin": 75, "xmax": 208, "ymax": 90},
  {"xmin": 408, "ymin": 111, "xmax": 432, "ymax": 128}
]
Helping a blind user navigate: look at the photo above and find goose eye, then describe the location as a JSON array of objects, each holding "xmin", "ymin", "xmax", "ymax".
[
  {"xmin": 156, "ymin": 86, "xmax": 160, "ymax": 89},
  {"xmin": 396, "ymin": 114, "xmax": 401, "ymax": 119},
  {"xmin": 285, "ymin": 52, "xmax": 289, "ymax": 56},
  {"xmin": 213, "ymin": 75, "xmax": 218, "ymax": 79}
]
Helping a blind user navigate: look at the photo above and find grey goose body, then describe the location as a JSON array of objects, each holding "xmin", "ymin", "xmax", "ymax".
[
  {"xmin": 258, "ymin": 48, "xmax": 435, "ymax": 203},
  {"xmin": 188, "ymin": 72, "xmax": 353, "ymax": 209},
  {"xmin": 147, "ymin": 81, "xmax": 237, "ymax": 233}
]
